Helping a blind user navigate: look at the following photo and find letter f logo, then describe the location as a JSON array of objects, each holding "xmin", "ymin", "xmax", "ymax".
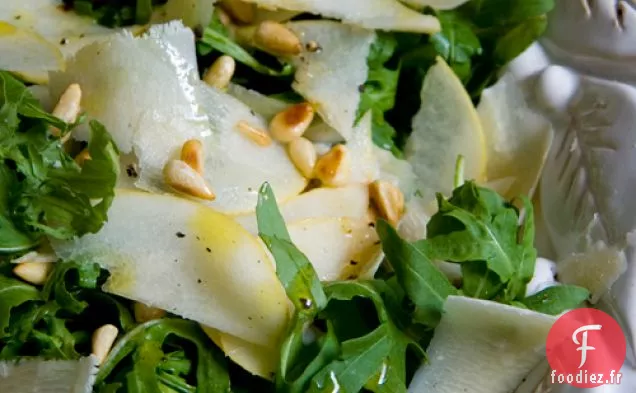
[{"xmin": 572, "ymin": 324, "xmax": 602, "ymax": 368}]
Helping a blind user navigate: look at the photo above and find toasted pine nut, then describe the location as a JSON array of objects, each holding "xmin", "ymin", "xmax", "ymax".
[
  {"xmin": 92, "ymin": 324, "xmax": 119, "ymax": 365},
  {"xmin": 11, "ymin": 250, "xmax": 57, "ymax": 264},
  {"xmin": 51, "ymin": 83, "xmax": 82, "ymax": 141},
  {"xmin": 288, "ymin": 137, "xmax": 316, "ymax": 178},
  {"xmin": 133, "ymin": 302, "xmax": 167, "ymax": 323},
  {"xmin": 220, "ymin": 0, "xmax": 255, "ymax": 24},
  {"xmin": 254, "ymin": 21, "xmax": 302, "ymax": 56},
  {"xmin": 74, "ymin": 148, "xmax": 91, "ymax": 166},
  {"xmin": 180, "ymin": 139, "xmax": 204, "ymax": 174},
  {"xmin": 236, "ymin": 120, "xmax": 272, "ymax": 146},
  {"xmin": 203, "ymin": 55, "xmax": 236, "ymax": 90},
  {"xmin": 164, "ymin": 160, "xmax": 216, "ymax": 201},
  {"xmin": 369, "ymin": 180, "xmax": 405, "ymax": 227},
  {"xmin": 270, "ymin": 103, "xmax": 315, "ymax": 143},
  {"xmin": 215, "ymin": 6, "xmax": 233, "ymax": 26},
  {"xmin": 13, "ymin": 262, "xmax": 54, "ymax": 285},
  {"xmin": 314, "ymin": 144, "xmax": 351, "ymax": 187}
]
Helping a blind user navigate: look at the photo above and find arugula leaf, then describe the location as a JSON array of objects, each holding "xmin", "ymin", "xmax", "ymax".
[
  {"xmin": 65, "ymin": 0, "xmax": 167, "ymax": 27},
  {"xmin": 0, "ymin": 275, "xmax": 40, "ymax": 338},
  {"xmin": 311, "ymin": 281, "xmax": 425, "ymax": 393},
  {"xmin": 198, "ymin": 11, "xmax": 294, "ymax": 77},
  {"xmin": 377, "ymin": 220, "xmax": 457, "ymax": 327},
  {"xmin": 0, "ymin": 261, "xmax": 134, "ymax": 360},
  {"xmin": 357, "ymin": 33, "xmax": 401, "ymax": 155},
  {"xmin": 95, "ymin": 318, "xmax": 230, "ymax": 393},
  {"xmin": 430, "ymin": 11, "xmax": 482, "ymax": 83},
  {"xmin": 0, "ymin": 71, "xmax": 119, "ymax": 252},
  {"xmin": 421, "ymin": 182, "xmax": 530, "ymax": 283},
  {"xmin": 256, "ymin": 182, "xmax": 327, "ymax": 314},
  {"xmin": 522, "ymin": 286, "xmax": 590, "ymax": 316}
]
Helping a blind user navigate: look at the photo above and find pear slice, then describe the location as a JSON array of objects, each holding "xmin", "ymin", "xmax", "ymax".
[
  {"xmin": 50, "ymin": 30, "xmax": 306, "ymax": 213},
  {"xmin": 0, "ymin": 22, "xmax": 64, "ymax": 74},
  {"xmin": 478, "ymin": 73, "xmax": 554, "ymax": 201},
  {"xmin": 233, "ymin": 185, "xmax": 369, "ymax": 235},
  {"xmin": 0, "ymin": 356, "xmax": 98, "ymax": 393},
  {"xmin": 51, "ymin": 190, "xmax": 290, "ymax": 347},
  {"xmin": 193, "ymin": 84, "xmax": 307, "ymax": 214},
  {"xmin": 152, "ymin": 0, "xmax": 216, "ymax": 30},
  {"xmin": 348, "ymin": 111, "xmax": 380, "ymax": 184},
  {"xmin": 557, "ymin": 243, "xmax": 627, "ymax": 304},
  {"xmin": 408, "ymin": 296, "xmax": 556, "ymax": 393},
  {"xmin": 0, "ymin": 0, "xmax": 114, "ymax": 82},
  {"xmin": 49, "ymin": 30, "xmax": 207, "ymax": 153},
  {"xmin": 227, "ymin": 83, "xmax": 343, "ymax": 143},
  {"xmin": 405, "ymin": 56, "xmax": 487, "ymax": 203},
  {"xmin": 286, "ymin": 21, "xmax": 375, "ymax": 141},
  {"xmin": 201, "ymin": 326, "xmax": 278, "ymax": 379},
  {"xmin": 288, "ymin": 217, "xmax": 382, "ymax": 281},
  {"xmin": 242, "ymin": 0, "xmax": 440, "ymax": 33}
]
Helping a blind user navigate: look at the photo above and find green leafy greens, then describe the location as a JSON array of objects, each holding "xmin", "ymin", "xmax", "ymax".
[
  {"xmin": 62, "ymin": 0, "xmax": 168, "ymax": 27},
  {"xmin": 256, "ymin": 183, "xmax": 424, "ymax": 393},
  {"xmin": 0, "ymin": 71, "xmax": 120, "ymax": 254}
]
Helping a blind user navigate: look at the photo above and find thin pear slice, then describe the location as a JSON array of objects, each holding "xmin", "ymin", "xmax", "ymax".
[
  {"xmin": 242, "ymin": 0, "xmax": 440, "ymax": 33},
  {"xmin": 51, "ymin": 190, "xmax": 290, "ymax": 347},
  {"xmin": 152, "ymin": 0, "xmax": 216, "ymax": 30},
  {"xmin": 405, "ymin": 56, "xmax": 487, "ymax": 203},
  {"xmin": 478, "ymin": 73, "xmax": 554, "ymax": 201},
  {"xmin": 49, "ymin": 30, "xmax": 207, "ymax": 153},
  {"xmin": 288, "ymin": 217, "xmax": 382, "ymax": 281},
  {"xmin": 0, "ymin": 0, "xmax": 113, "ymax": 82},
  {"xmin": 408, "ymin": 296, "xmax": 556, "ymax": 393},
  {"xmin": 557, "ymin": 244, "xmax": 627, "ymax": 304},
  {"xmin": 374, "ymin": 146, "xmax": 418, "ymax": 199},
  {"xmin": 227, "ymin": 83, "xmax": 343, "ymax": 143},
  {"xmin": 193, "ymin": 84, "xmax": 307, "ymax": 214},
  {"xmin": 234, "ymin": 185, "xmax": 369, "ymax": 235},
  {"xmin": 202, "ymin": 326, "xmax": 278, "ymax": 379},
  {"xmin": 0, "ymin": 22, "xmax": 64, "ymax": 74},
  {"xmin": 0, "ymin": 357, "xmax": 98, "ymax": 393},
  {"xmin": 348, "ymin": 111, "xmax": 380, "ymax": 184},
  {"xmin": 286, "ymin": 21, "xmax": 375, "ymax": 141}
]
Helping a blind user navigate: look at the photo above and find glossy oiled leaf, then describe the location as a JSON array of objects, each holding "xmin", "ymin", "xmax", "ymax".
[
  {"xmin": 0, "ymin": 275, "xmax": 40, "ymax": 338},
  {"xmin": 522, "ymin": 285, "xmax": 589, "ymax": 316},
  {"xmin": 96, "ymin": 319, "xmax": 230, "ymax": 393},
  {"xmin": 421, "ymin": 182, "xmax": 531, "ymax": 282},
  {"xmin": 377, "ymin": 220, "xmax": 456, "ymax": 327},
  {"xmin": 257, "ymin": 183, "xmax": 327, "ymax": 314}
]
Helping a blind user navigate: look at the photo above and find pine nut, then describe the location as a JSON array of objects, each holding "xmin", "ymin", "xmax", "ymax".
[
  {"xmin": 288, "ymin": 137, "xmax": 316, "ymax": 178},
  {"xmin": 219, "ymin": 0, "xmax": 255, "ymax": 24},
  {"xmin": 369, "ymin": 180, "xmax": 405, "ymax": 227},
  {"xmin": 91, "ymin": 324, "xmax": 119, "ymax": 365},
  {"xmin": 254, "ymin": 21, "xmax": 302, "ymax": 56},
  {"xmin": 13, "ymin": 262, "xmax": 54, "ymax": 285},
  {"xmin": 216, "ymin": 7, "xmax": 233, "ymax": 27},
  {"xmin": 11, "ymin": 250, "xmax": 57, "ymax": 264},
  {"xmin": 270, "ymin": 103, "xmax": 315, "ymax": 143},
  {"xmin": 133, "ymin": 302, "xmax": 167, "ymax": 323},
  {"xmin": 203, "ymin": 55, "xmax": 236, "ymax": 90},
  {"xmin": 163, "ymin": 160, "xmax": 216, "ymax": 201},
  {"xmin": 314, "ymin": 144, "xmax": 351, "ymax": 187},
  {"xmin": 51, "ymin": 83, "xmax": 82, "ymax": 142},
  {"xmin": 236, "ymin": 120, "xmax": 272, "ymax": 146},
  {"xmin": 74, "ymin": 148, "xmax": 91, "ymax": 166},
  {"xmin": 180, "ymin": 139, "xmax": 204, "ymax": 174}
]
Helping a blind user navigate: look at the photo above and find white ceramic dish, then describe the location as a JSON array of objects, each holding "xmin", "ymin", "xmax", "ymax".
[{"xmin": 508, "ymin": 1, "xmax": 636, "ymax": 391}]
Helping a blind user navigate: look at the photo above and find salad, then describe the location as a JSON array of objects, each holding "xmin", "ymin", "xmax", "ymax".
[{"xmin": 0, "ymin": 0, "xmax": 609, "ymax": 392}]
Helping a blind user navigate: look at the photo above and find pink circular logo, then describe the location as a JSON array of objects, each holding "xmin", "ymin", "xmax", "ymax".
[{"xmin": 546, "ymin": 308, "xmax": 626, "ymax": 388}]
